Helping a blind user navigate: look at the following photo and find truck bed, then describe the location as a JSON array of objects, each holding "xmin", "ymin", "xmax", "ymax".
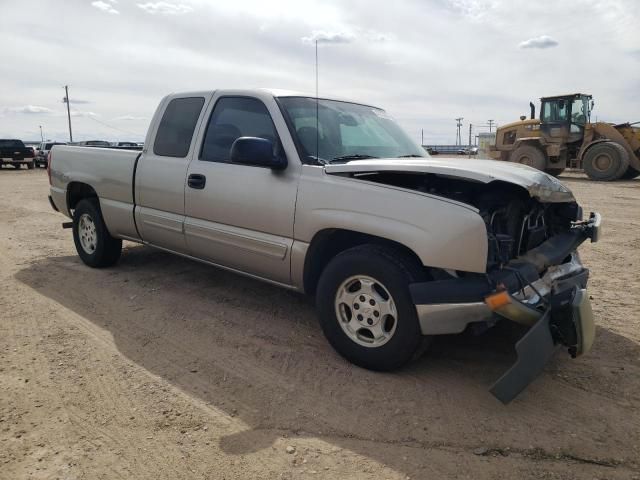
[{"xmin": 50, "ymin": 146, "xmax": 141, "ymax": 240}]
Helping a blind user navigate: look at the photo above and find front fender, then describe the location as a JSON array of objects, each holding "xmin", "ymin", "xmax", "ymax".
[{"xmin": 295, "ymin": 167, "xmax": 488, "ymax": 273}]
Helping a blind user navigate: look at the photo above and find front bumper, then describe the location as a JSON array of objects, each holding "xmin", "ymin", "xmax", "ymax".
[{"xmin": 409, "ymin": 212, "xmax": 601, "ymax": 403}]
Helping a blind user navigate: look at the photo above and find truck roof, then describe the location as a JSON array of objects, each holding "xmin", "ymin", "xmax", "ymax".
[{"xmin": 164, "ymin": 88, "xmax": 379, "ymax": 109}]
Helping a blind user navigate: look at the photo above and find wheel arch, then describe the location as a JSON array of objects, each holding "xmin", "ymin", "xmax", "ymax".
[
  {"xmin": 302, "ymin": 228, "xmax": 426, "ymax": 296},
  {"xmin": 66, "ymin": 182, "xmax": 99, "ymax": 215}
]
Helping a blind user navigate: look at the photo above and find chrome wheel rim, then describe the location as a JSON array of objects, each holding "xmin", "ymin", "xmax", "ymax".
[
  {"xmin": 334, "ymin": 275, "xmax": 398, "ymax": 348},
  {"xmin": 78, "ymin": 213, "xmax": 97, "ymax": 254}
]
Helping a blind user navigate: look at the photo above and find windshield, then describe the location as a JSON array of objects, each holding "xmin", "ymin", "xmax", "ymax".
[
  {"xmin": 571, "ymin": 97, "xmax": 590, "ymax": 126},
  {"xmin": 278, "ymin": 97, "xmax": 427, "ymax": 164}
]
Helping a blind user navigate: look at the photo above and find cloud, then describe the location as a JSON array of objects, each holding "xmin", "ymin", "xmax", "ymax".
[
  {"xmin": 518, "ymin": 35, "xmax": 559, "ymax": 49},
  {"xmin": 136, "ymin": 2, "xmax": 193, "ymax": 15},
  {"xmin": 3, "ymin": 105, "xmax": 55, "ymax": 115},
  {"xmin": 302, "ymin": 30, "xmax": 355, "ymax": 45},
  {"xmin": 113, "ymin": 115, "xmax": 148, "ymax": 121},
  {"xmin": 70, "ymin": 110, "xmax": 99, "ymax": 117},
  {"xmin": 91, "ymin": 1, "xmax": 119, "ymax": 14}
]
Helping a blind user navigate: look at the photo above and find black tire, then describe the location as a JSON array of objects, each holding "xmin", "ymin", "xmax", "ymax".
[
  {"xmin": 508, "ymin": 145, "xmax": 547, "ymax": 171},
  {"xmin": 13, "ymin": 164, "xmax": 21, "ymax": 169},
  {"xmin": 583, "ymin": 142, "xmax": 629, "ymax": 181},
  {"xmin": 546, "ymin": 168, "xmax": 565, "ymax": 177},
  {"xmin": 27, "ymin": 161, "xmax": 34, "ymax": 170},
  {"xmin": 621, "ymin": 166, "xmax": 640, "ymax": 180},
  {"xmin": 72, "ymin": 199, "xmax": 122, "ymax": 268},
  {"xmin": 316, "ymin": 244, "xmax": 426, "ymax": 371}
]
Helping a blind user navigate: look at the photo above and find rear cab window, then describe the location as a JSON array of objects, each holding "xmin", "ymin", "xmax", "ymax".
[
  {"xmin": 0, "ymin": 140, "xmax": 25, "ymax": 148},
  {"xmin": 154, "ymin": 97, "xmax": 205, "ymax": 157}
]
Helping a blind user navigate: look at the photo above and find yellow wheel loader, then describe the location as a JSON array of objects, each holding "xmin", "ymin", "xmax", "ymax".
[{"xmin": 489, "ymin": 93, "xmax": 640, "ymax": 181}]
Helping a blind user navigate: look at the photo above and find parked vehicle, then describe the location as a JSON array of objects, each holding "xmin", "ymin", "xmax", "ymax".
[
  {"xmin": 71, "ymin": 140, "xmax": 111, "ymax": 147},
  {"xmin": 109, "ymin": 141, "xmax": 144, "ymax": 151},
  {"xmin": 48, "ymin": 89, "xmax": 601, "ymax": 402},
  {"xmin": 0, "ymin": 139, "xmax": 35, "ymax": 169},
  {"xmin": 36, "ymin": 142, "xmax": 67, "ymax": 168}
]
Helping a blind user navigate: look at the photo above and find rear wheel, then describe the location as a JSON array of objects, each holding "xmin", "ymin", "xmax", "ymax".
[
  {"xmin": 13, "ymin": 164, "xmax": 21, "ymax": 169},
  {"xmin": 72, "ymin": 199, "xmax": 122, "ymax": 268},
  {"xmin": 583, "ymin": 142, "xmax": 629, "ymax": 181},
  {"xmin": 27, "ymin": 161, "xmax": 34, "ymax": 170},
  {"xmin": 316, "ymin": 244, "xmax": 427, "ymax": 371},
  {"xmin": 509, "ymin": 145, "xmax": 547, "ymax": 171}
]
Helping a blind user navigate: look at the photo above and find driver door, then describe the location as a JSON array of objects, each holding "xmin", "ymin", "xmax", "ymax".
[{"xmin": 183, "ymin": 95, "xmax": 300, "ymax": 285}]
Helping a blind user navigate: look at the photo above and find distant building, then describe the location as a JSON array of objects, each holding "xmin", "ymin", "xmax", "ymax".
[{"xmin": 477, "ymin": 132, "xmax": 496, "ymax": 158}]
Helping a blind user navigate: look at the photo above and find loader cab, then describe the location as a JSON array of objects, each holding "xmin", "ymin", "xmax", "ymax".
[{"xmin": 540, "ymin": 93, "xmax": 592, "ymax": 143}]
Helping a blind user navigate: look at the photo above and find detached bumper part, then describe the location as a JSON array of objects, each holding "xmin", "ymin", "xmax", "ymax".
[
  {"xmin": 490, "ymin": 310, "xmax": 557, "ymax": 404},
  {"xmin": 488, "ymin": 286, "xmax": 594, "ymax": 403}
]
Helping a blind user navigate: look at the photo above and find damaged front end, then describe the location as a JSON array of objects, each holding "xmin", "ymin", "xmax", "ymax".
[
  {"xmin": 324, "ymin": 160, "xmax": 601, "ymax": 403},
  {"xmin": 410, "ymin": 192, "xmax": 601, "ymax": 403}
]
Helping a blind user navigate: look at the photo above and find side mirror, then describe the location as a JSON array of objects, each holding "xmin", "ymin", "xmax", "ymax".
[{"xmin": 230, "ymin": 137, "xmax": 287, "ymax": 170}]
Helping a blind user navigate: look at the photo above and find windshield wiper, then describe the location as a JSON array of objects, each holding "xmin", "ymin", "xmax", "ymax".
[
  {"xmin": 330, "ymin": 154, "xmax": 379, "ymax": 163},
  {"xmin": 397, "ymin": 154, "xmax": 425, "ymax": 158}
]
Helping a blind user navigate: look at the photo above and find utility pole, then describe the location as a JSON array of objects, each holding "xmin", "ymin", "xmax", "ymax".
[
  {"xmin": 455, "ymin": 117, "xmax": 463, "ymax": 145},
  {"xmin": 39, "ymin": 125, "xmax": 44, "ymax": 142},
  {"xmin": 63, "ymin": 85, "xmax": 73, "ymax": 142},
  {"xmin": 421, "ymin": 129, "xmax": 424, "ymax": 146},
  {"xmin": 487, "ymin": 119, "xmax": 495, "ymax": 132},
  {"xmin": 468, "ymin": 123, "xmax": 472, "ymax": 147}
]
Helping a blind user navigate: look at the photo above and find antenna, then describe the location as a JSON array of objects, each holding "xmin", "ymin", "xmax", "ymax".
[{"xmin": 315, "ymin": 39, "xmax": 319, "ymax": 163}]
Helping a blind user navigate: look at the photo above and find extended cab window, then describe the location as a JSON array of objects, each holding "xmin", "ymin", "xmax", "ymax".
[
  {"xmin": 154, "ymin": 97, "xmax": 205, "ymax": 157},
  {"xmin": 200, "ymin": 97, "xmax": 278, "ymax": 162}
]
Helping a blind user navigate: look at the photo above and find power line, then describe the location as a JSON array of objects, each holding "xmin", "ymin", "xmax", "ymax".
[{"xmin": 85, "ymin": 115, "xmax": 144, "ymax": 137}]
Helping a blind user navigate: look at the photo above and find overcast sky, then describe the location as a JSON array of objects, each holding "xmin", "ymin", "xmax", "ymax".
[{"xmin": 1, "ymin": 0, "xmax": 638, "ymax": 143}]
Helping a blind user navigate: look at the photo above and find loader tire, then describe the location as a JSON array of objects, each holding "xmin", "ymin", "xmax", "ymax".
[
  {"xmin": 583, "ymin": 142, "xmax": 629, "ymax": 181},
  {"xmin": 509, "ymin": 145, "xmax": 547, "ymax": 171}
]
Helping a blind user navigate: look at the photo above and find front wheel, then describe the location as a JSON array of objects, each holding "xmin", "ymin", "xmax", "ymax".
[
  {"xmin": 316, "ymin": 245, "xmax": 426, "ymax": 371},
  {"xmin": 72, "ymin": 199, "xmax": 122, "ymax": 268},
  {"xmin": 509, "ymin": 145, "xmax": 547, "ymax": 171}
]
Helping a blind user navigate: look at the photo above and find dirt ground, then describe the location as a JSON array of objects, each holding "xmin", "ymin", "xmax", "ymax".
[{"xmin": 1, "ymin": 167, "xmax": 639, "ymax": 480}]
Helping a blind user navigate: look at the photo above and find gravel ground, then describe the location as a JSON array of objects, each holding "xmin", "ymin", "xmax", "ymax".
[{"xmin": 1, "ymin": 167, "xmax": 639, "ymax": 479}]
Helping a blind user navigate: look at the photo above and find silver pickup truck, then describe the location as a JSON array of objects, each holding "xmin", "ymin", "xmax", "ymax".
[{"xmin": 48, "ymin": 89, "xmax": 601, "ymax": 402}]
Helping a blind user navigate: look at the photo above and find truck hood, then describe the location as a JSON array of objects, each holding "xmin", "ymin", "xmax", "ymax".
[{"xmin": 324, "ymin": 158, "xmax": 575, "ymax": 203}]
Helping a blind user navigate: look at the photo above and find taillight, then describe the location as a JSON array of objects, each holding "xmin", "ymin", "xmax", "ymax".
[{"xmin": 47, "ymin": 151, "xmax": 52, "ymax": 185}]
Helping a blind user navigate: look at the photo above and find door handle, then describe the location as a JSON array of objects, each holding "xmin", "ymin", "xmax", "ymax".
[{"xmin": 188, "ymin": 174, "xmax": 206, "ymax": 189}]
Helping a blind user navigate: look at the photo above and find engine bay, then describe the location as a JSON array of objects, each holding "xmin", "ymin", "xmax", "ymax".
[{"xmin": 351, "ymin": 171, "xmax": 582, "ymax": 269}]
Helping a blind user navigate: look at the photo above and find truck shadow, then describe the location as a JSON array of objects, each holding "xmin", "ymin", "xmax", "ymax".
[{"xmin": 15, "ymin": 245, "xmax": 640, "ymax": 475}]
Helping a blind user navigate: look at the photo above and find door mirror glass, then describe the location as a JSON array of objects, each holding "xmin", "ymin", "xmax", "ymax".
[{"xmin": 230, "ymin": 137, "xmax": 287, "ymax": 170}]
